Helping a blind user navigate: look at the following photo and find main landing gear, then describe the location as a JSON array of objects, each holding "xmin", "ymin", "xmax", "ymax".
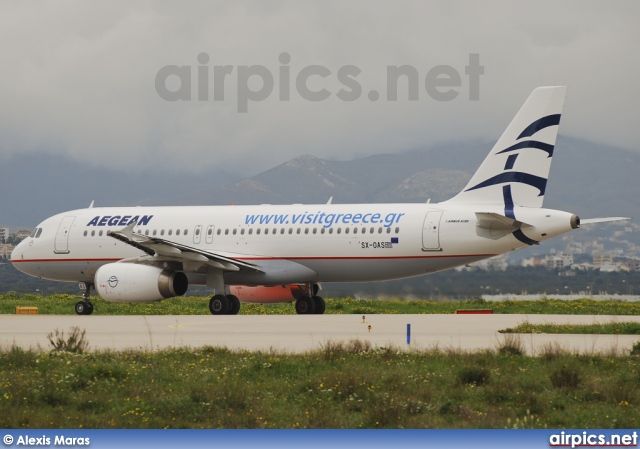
[
  {"xmin": 209, "ymin": 294, "xmax": 241, "ymax": 315},
  {"xmin": 75, "ymin": 282, "xmax": 94, "ymax": 315},
  {"xmin": 295, "ymin": 283, "xmax": 325, "ymax": 315}
]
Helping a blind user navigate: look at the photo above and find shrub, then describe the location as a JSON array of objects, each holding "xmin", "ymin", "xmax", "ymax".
[
  {"xmin": 550, "ymin": 364, "xmax": 581, "ymax": 389},
  {"xmin": 497, "ymin": 334, "xmax": 525, "ymax": 356},
  {"xmin": 47, "ymin": 327, "xmax": 90, "ymax": 354},
  {"xmin": 458, "ymin": 366, "xmax": 490, "ymax": 386}
]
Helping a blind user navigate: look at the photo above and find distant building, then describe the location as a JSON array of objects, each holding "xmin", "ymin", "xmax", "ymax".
[
  {"xmin": 0, "ymin": 244, "xmax": 14, "ymax": 259},
  {"xmin": 543, "ymin": 253, "xmax": 573, "ymax": 270},
  {"xmin": 592, "ymin": 254, "xmax": 614, "ymax": 270},
  {"xmin": 0, "ymin": 227, "xmax": 9, "ymax": 244},
  {"xmin": 13, "ymin": 230, "xmax": 31, "ymax": 240}
]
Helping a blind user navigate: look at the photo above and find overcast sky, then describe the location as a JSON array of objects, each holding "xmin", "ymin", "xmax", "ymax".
[{"xmin": 1, "ymin": 1, "xmax": 638, "ymax": 176}]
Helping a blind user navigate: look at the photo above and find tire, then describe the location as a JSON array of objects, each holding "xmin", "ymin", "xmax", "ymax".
[
  {"xmin": 85, "ymin": 302, "xmax": 94, "ymax": 315},
  {"xmin": 227, "ymin": 294, "xmax": 241, "ymax": 315},
  {"xmin": 75, "ymin": 301, "xmax": 87, "ymax": 315},
  {"xmin": 312, "ymin": 296, "xmax": 325, "ymax": 314},
  {"xmin": 209, "ymin": 294, "xmax": 230, "ymax": 315},
  {"xmin": 295, "ymin": 295, "xmax": 316, "ymax": 315}
]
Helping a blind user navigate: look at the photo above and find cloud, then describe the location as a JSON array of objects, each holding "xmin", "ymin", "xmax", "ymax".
[{"xmin": 0, "ymin": 1, "xmax": 638, "ymax": 175}]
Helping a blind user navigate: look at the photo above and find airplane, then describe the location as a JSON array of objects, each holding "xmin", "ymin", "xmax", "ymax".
[{"xmin": 11, "ymin": 86, "xmax": 627, "ymax": 315}]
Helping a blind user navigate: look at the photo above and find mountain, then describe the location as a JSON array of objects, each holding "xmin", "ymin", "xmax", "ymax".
[
  {"xmin": 172, "ymin": 136, "xmax": 640, "ymax": 221},
  {"xmin": 0, "ymin": 153, "xmax": 240, "ymax": 228},
  {"xmin": 1, "ymin": 136, "xmax": 638, "ymax": 229}
]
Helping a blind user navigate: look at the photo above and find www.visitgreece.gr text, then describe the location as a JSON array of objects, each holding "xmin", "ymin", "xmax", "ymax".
[{"xmin": 244, "ymin": 211, "xmax": 405, "ymax": 228}]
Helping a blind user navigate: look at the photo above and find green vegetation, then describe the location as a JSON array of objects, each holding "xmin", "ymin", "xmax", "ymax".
[
  {"xmin": 2, "ymin": 294, "xmax": 640, "ymax": 316},
  {"xmin": 501, "ymin": 321, "xmax": 640, "ymax": 335},
  {"xmin": 1, "ymin": 338, "xmax": 640, "ymax": 429}
]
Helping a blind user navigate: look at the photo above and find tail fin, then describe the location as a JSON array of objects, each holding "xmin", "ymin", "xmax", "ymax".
[{"xmin": 447, "ymin": 86, "xmax": 567, "ymax": 207}]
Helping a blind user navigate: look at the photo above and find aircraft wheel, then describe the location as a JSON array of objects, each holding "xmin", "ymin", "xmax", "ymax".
[
  {"xmin": 85, "ymin": 302, "xmax": 94, "ymax": 315},
  {"xmin": 312, "ymin": 296, "xmax": 325, "ymax": 314},
  {"xmin": 227, "ymin": 294, "xmax": 241, "ymax": 315},
  {"xmin": 295, "ymin": 296, "xmax": 316, "ymax": 315},
  {"xmin": 75, "ymin": 301, "xmax": 88, "ymax": 315},
  {"xmin": 209, "ymin": 294, "xmax": 230, "ymax": 315}
]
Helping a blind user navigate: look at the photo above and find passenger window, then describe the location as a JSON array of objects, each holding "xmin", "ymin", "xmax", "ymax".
[
  {"xmin": 386, "ymin": 227, "xmax": 391, "ymax": 234},
  {"xmin": 395, "ymin": 227, "xmax": 400, "ymax": 233},
  {"xmin": 329, "ymin": 228, "xmax": 333, "ymax": 234},
  {"xmin": 168, "ymin": 229, "xmax": 172, "ymax": 236},
  {"xmin": 153, "ymin": 230, "xmax": 157, "ymax": 236},
  {"xmin": 91, "ymin": 230, "xmax": 96, "ymax": 237},
  {"xmin": 288, "ymin": 228, "xmax": 293, "ymax": 234},
  {"xmin": 176, "ymin": 229, "xmax": 181, "ymax": 236},
  {"xmin": 225, "ymin": 229, "xmax": 229, "ymax": 235},
  {"xmin": 257, "ymin": 229, "xmax": 261, "ymax": 235},
  {"xmin": 370, "ymin": 227, "xmax": 374, "ymax": 234},
  {"xmin": 233, "ymin": 229, "xmax": 237, "ymax": 235},
  {"xmin": 195, "ymin": 228, "xmax": 200, "ymax": 236},
  {"xmin": 321, "ymin": 228, "xmax": 325, "ymax": 234},
  {"xmin": 249, "ymin": 229, "xmax": 253, "ymax": 235},
  {"xmin": 304, "ymin": 228, "xmax": 309, "ymax": 234},
  {"xmin": 378, "ymin": 227, "xmax": 383, "ymax": 234},
  {"xmin": 184, "ymin": 229, "xmax": 188, "ymax": 236},
  {"xmin": 265, "ymin": 228, "xmax": 269, "ymax": 235},
  {"xmin": 208, "ymin": 228, "xmax": 212, "ymax": 235},
  {"xmin": 313, "ymin": 228, "xmax": 317, "ymax": 234},
  {"xmin": 83, "ymin": 230, "xmax": 88, "ymax": 237},
  {"xmin": 337, "ymin": 228, "xmax": 341, "ymax": 234},
  {"xmin": 272, "ymin": 228, "xmax": 276, "ymax": 234},
  {"xmin": 280, "ymin": 228, "xmax": 285, "ymax": 234},
  {"xmin": 296, "ymin": 228, "xmax": 301, "ymax": 234},
  {"xmin": 161, "ymin": 230, "xmax": 165, "ymax": 236},
  {"xmin": 345, "ymin": 228, "xmax": 349, "ymax": 234},
  {"xmin": 241, "ymin": 229, "xmax": 245, "ymax": 235},
  {"xmin": 217, "ymin": 229, "xmax": 221, "ymax": 235},
  {"xmin": 99, "ymin": 230, "xmax": 103, "ymax": 236},
  {"xmin": 353, "ymin": 228, "xmax": 358, "ymax": 234}
]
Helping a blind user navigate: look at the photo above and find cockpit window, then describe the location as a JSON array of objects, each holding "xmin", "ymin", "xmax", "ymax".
[
  {"xmin": 29, "ymin": 229, "xmax": 36, "ymax": 238},
  {"xmin": 35, "ymin": 228, "xmax": 43, "ymax": 238}
]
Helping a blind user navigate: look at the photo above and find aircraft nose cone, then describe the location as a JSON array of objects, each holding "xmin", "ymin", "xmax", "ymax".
[{"xmin": 10, "ymin": 240, "xmax": 27, "ymax": 271}]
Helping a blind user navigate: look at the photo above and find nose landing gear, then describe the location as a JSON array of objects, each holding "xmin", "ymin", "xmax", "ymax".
[{"xmin": 75, "ymin": 282, "xmax": 94, "ymax": 315}]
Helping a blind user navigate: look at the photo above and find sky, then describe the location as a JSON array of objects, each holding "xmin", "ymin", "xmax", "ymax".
[{"xmin": 1, "ymin": 1, "xmax": 638, "ymax": 177}]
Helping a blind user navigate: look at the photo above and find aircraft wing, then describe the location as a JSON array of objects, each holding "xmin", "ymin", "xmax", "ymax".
[{"xmin": 107, "ymin": 222, "xmax": 263, "ymax": 273}]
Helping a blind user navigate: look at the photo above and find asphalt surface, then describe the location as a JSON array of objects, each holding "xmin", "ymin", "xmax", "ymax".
[{"xmin": 2, "ymin": 313, "xmax": 640, "ymax": 354}]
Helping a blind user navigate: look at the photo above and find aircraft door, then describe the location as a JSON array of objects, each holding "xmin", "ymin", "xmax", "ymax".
[
  {"xmin": 54, "ymin": 216, "xmax": 76, "ymax": 254},
  {"xmin": 193, "ymin": 225, "xmax": 202, "ymax": 244},
  {"xmin": 205, "ymin": 225, "xmax": 215, "ymax": 244},
  {"xmin": 422, "ymin": 211, "xmax": 443, "ymax": 251}
]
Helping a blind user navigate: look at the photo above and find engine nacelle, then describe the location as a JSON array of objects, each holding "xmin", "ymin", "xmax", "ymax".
[
  {"xmin": 227, "ymin": 285, "xmax": 304, "ymax": 304},
  {"xmin": 95, "ymin": 263, "xmax": 188, "ymax": 303}
]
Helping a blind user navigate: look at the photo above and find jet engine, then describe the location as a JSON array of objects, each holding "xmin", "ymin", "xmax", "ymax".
[
  {"xmin": 95, "ymin": 263, "xmax": 188, "ymax": 302},
  {"xmin": 227, "ymin": 284, "xmax": 304, "ymax": 304}
]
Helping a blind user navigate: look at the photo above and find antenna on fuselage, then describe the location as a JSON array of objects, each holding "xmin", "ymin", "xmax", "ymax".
[
  {"xmin": 326, "ymin": 196, "xmax": 333, "ymax": 204},
  {"xmin": 88, "ymin": 200, "xmax": 95, "ymax": 208}
]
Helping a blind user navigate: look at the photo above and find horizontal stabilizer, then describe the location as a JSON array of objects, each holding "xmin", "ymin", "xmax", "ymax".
[{"xmin": 580, "ymin": 217, "xmax": 630, "ymax": 225}]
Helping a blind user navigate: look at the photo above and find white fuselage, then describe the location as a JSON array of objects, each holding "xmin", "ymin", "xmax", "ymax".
[{"xmin": 11, "ymin": 202, "xmax": 576, "ymax": 286}]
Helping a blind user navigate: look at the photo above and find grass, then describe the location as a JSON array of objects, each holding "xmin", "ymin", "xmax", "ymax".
[
  {"xmin": 2, "ymin": 294, "xmax": 640, "ymax": 316},
  {"xmin": 2, "ymin": 294, "xmax": 640, "ymax": 429},
  {"xmin": 501, "ymin": 321, "xmax": 640, "ymax": 335},
  {"xmin": 1, "ymin": 339, "xmax": 640, "ymax": 429}
]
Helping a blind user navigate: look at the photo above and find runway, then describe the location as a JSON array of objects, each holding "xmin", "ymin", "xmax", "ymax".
[{"xmin": 2, "ymin": 314, "xmax": 640, "ymax": 354}]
